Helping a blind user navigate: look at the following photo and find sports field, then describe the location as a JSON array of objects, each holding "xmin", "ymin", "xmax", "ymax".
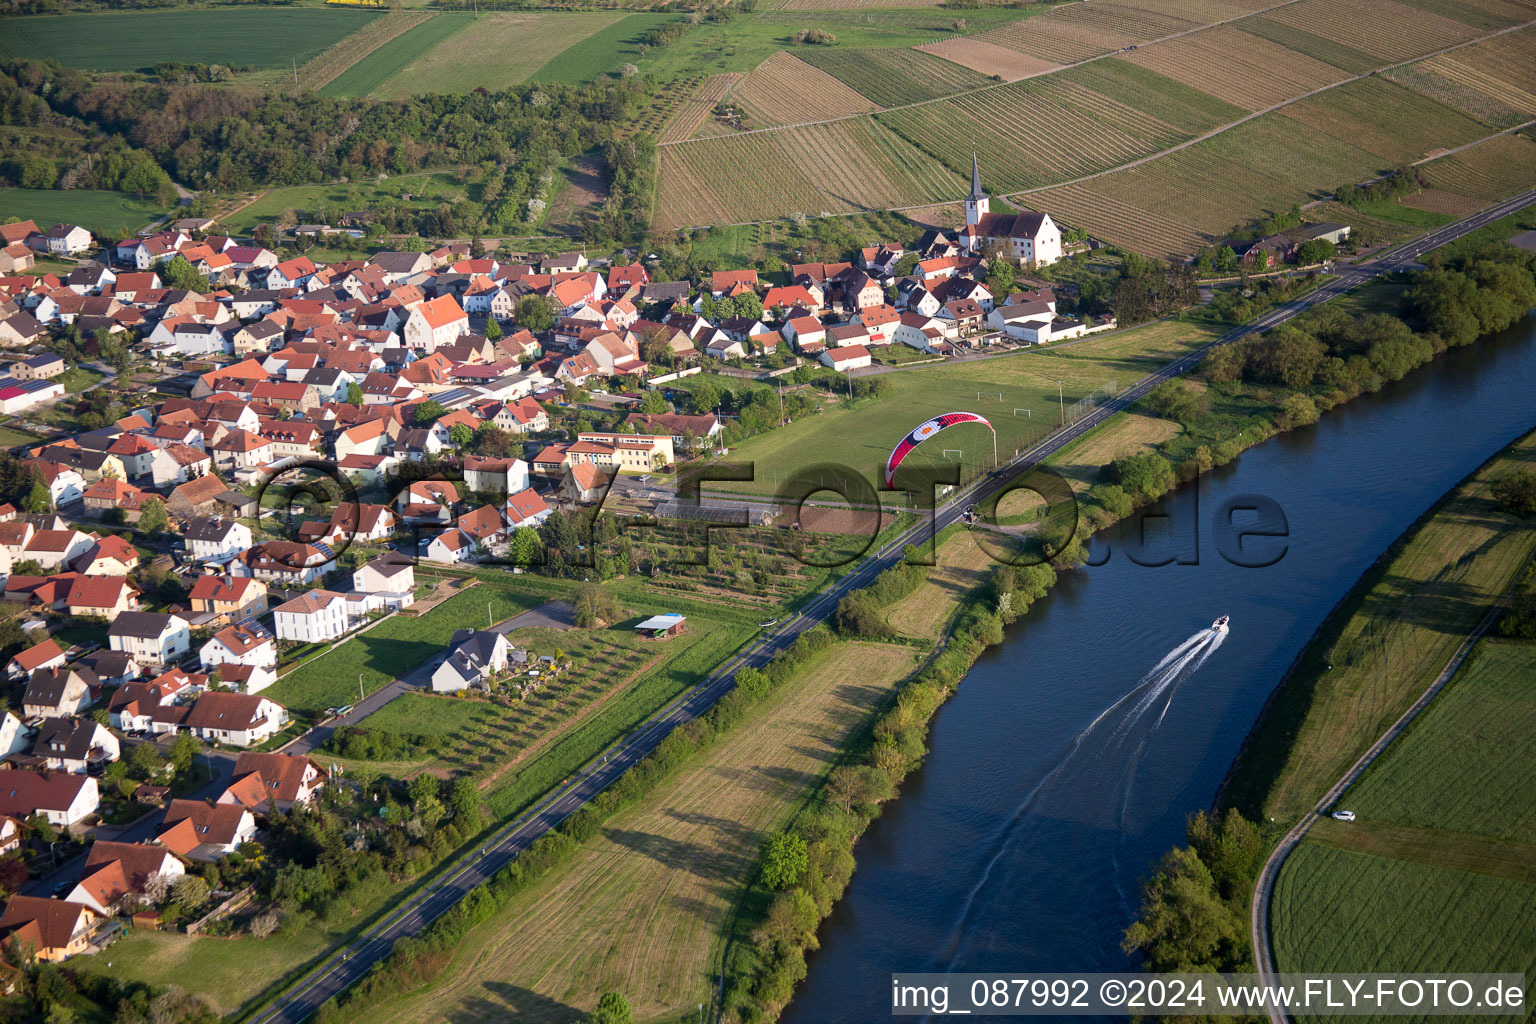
[
  {"xmin": 362, "ymin": 642, "xmax": 920, "ymax": 1024},
  {"xmin": 1271, "ymin": 642, "xmax": 1536, "ymax": 1012},
  {"xmin": 0, "ymin": 187, "xmax": 162, "ymax": 238},
  {"xmin": 1224, "ymin": 429, "xmax": 1536, "ymax": 825},
  {"xmin": 0, "ymin": 8, "xmax": 379, "ymax": 70},
  {"xmin": 365, "ymin": 12, "xmax": 625, "ymax": 98},
  {"xmin": 709, "ymin": 319, "xmax": 1214, "ymax": 499}
]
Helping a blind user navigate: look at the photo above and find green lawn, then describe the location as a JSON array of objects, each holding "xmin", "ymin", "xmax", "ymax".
[
  {"xmin": 320, "ymin": 13, "xmax": 472, "ymax": 98},
  {"xmin": 0, "ymin": 424, "xmax": 43, "ymax": 451},
  {"xmin": 267, "ymin": 583, "xmax": 552, "ymax": 715},
  {"xmin": 58, "ymin": 366, "xmax": 107, "ymax": 394},
  {"xmin": 0, "ymin": 188, "xmax": 164, "ymax": 239},
  {"xmin": 712, "ymin": 319, "xmax": 1215, "ymax": 497},
  {"xmin": 0, "ymin": 8, "xmax": 380, "ymax": 70}
]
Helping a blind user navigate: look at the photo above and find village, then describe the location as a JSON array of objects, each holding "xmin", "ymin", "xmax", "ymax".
[
  {"xmin": 0, "ymin": 153, "xmax": 1369, "ymax": 968},
  {"xmin": 0, "ymin": 168, "xmax": 1115, "ymax": 967}
]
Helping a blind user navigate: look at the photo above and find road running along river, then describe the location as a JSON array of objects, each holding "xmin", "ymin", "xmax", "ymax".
[{"xmin": 782, "ymin": 313, "xmax": 1536, "ymax": 1022}]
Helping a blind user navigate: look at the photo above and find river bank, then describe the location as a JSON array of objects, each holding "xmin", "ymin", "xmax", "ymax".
[{"xmin": 776, "ymin": 288, "xmax": 1536, "ymax": 1016}]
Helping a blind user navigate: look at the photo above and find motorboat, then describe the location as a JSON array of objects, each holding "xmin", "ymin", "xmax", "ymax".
[{"xmin": 1211, "ymin": 615, "xmax": 1230, "ymax": 632}]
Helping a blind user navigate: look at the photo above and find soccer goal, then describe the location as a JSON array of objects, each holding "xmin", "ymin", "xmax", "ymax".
[
  {"xmin": 977, "ymin": 391, "xmax": 1003, "ymax": 401},
  {"xmin": 1013, "ymin": 408, "xmax": 1031, "ymax": 417},
  {"xmin": 942, "ymin": 449, "xmax": 963, "ymax": 461}
]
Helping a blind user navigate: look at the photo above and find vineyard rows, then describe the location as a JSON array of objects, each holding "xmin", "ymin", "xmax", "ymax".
[
  {"xmin": 657, "ymin": 74, "xmax": 741, "ymax": 144},
  {"xmin": 730, "ymin": 51, "xmax": 877, "ymax": 127},
  {"xmin": 796, "ymin": 46, "xmax": 995, "ymax": 107},
  {"xmin": 1121, "ymin": 24, "xmax": 1349, "ymax": 110},
  {"xmin": 1278, "ymin": 77, "xmax": 1488, "ymax": 165},
  {"xmin": 914, "ymin": 37, "xmax": 1061, "ymax": 81},
  {"xmin": 1264, "ymin": 0, "xmax": 1481, "ymax": 63},
  {"xmin": 1417, "ymin": 131, "xmax": 1536, "ymax": 201}
]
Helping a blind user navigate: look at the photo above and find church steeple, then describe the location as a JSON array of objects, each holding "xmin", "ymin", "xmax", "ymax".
[{"xmin": 965, "ymin": 151, "xmax": 989, "ymax": 230}]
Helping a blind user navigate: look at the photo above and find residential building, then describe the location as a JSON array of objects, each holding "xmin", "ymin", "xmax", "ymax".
[{"xmin": 107, "ymin": 612, "xmax": 192, "ymax": 667}]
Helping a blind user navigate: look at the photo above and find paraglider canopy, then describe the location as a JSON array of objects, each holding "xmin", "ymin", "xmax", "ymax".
[{"xmin": 884, "ymin": 411, "xmax": 995, "ymax": 488}]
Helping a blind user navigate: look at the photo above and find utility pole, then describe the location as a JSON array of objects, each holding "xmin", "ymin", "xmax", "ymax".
[
  {"xmin": 358, "ymin": 673, "xmax": 364, "ymax": 702},
  {"xmin": 1055, "ymin": 379, "xmax": 1065, "ymax": 426}
]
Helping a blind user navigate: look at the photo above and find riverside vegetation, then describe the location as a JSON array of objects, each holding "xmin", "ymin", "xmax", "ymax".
[{"xmin": 1118, "ymin": 241, "xmax": 1536, "ymax": 990}]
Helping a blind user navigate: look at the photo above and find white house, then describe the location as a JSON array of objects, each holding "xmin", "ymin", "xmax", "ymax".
[
  {"xmin": 107, "ymin": 612, "xmax": 192, "ymax": 667},
  {"xmin": 273, "ymin": 590, "xmax": 352, "ymax": 643},
  {"xmin": 44, "ymin": 224, "xmax": 92, "ymax": 256},
  {"xmin": 404, "ymin": 295, "xmax": 469, "ymax": 351},
  {"xmin": 351, "ymin": 553, "xmax": 415, "ymax": 610},
  {"xmin": 184, "ymin": 691, "xmax": 287, "ymax": 748},
  {"xmin": 31, "ymin": 718, "xmax": 120, "ymax": 775},
  {"xmin": 0, "ymin": 772, "xmax": 98, "ymax": 827},
  {"xmin": 960, "ymin": 155, "xmax": 1062, "ymax": 266},
  {"xmin": 200, "ymin": 620, "xmax": 278, "ymax": 672},
  {"xmin": 820, "ymin": 345, "xmax": 872, "ymax": 372},
  {"xmin": 184, "ymin": 516, "xmax": 253, "ymax": 564},
  {"xmin": 431, "ymin": 629, "xmax": 514, "ymax": 692}
]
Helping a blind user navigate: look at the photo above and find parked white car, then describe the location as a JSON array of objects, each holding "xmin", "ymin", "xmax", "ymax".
[{"xmin": 1331, "ymin": 810, "xmax": 1356, "ymax": 822}]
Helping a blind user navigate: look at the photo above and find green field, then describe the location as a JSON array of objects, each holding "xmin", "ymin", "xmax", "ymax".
[
  {"xmin": 320, "ymin": 13, "xmax": 473, "ymax": 98},
  {"xmin": 527, "ymin": 12, "xmax": 676, "ymax": 85},
  {"xmin": 1343, "ymin": 641, "xmax": 1536, "ymax": 845},
  {"xmin": 1272, "ymin": 844, "xmax": 1536, "ymax": 1008},
  {"xmin": 1225, "ymin": 429, "xmax": 1536, "ymax": 824},
  {"xmin": 710, "ymin": 320, "xmax": 1215, "ymax": 498},
  {"xmin": 1270, "ymin": 643, "xmax": 1536, "ymax": 1018},
  {"xmin": 364, "ymin": 12, "xmax": 621, "ymax": 97},
  {"xmin": 218, "ymin": 171, "xmax": 469, "ymax": 234},
  {"xmin": 0, "ymin": 8, "xmax": 379, "ymax": 70},
  {"xmin": 0, "ymin": 188, "xmax": 163, "ymax": 239}
]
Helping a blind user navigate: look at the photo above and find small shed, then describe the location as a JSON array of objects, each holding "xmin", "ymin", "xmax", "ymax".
[{"xmin": 634, "ymin": 613, "xmax": 686, "ymax": 639}]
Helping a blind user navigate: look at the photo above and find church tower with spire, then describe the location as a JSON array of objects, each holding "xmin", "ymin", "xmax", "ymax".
[{"xmin": 965, "ymin": 151, "xmax": 989, "ymax": 229}]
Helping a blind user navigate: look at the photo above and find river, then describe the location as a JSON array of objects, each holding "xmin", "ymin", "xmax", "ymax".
[{"xmin": 782, "ymin": 315, "xmax": 1536, "ymax": 1022}]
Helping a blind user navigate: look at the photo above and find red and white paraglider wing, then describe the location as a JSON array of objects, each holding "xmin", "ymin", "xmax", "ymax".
[{"xmin": 884, "ymin": 411, "xmax": 994, "ymax": 487}]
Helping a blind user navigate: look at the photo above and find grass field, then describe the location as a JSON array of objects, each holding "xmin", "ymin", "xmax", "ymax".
[
  {"xmin": 1223, "ymin": 429, "xmax": 1536, "ymax": 825},
  {"xmin": 319, "ymin": 14, "xmax": 472, "ymax": 97},
  {"xmin": 218, "ymin": 171, "xmax": 469, "ymax": 234},
  {"xmin": 886, "ymin": 531, "xmax": 995, "ymax": 639},
  {"xmin": 1270, "ymin": 640, "xmax": 1536, "ymax": 1014},
  {"xmin": 368, "ymin": 12, "xmax": 623, "ymax": 98},
  {"xmin": 0, "ymin": 188, "xmax": 163, "ymax": 239},
  {"xmin": 361, "ymin": 642, "xmax": 919, "ymax": 1024},
  {"xmin": 1044, "ymin": 406, "xmax": 1185, "ymax": 496},
  {"xmin": 1342, "ymin": 641, "xmax": 1536, "ymax": 844},
  {"xmin": 293, "ymin": 10, "xmax": 432, "ymax": 94},
  {"xmin": 1272, "ymin": 844, "xmax": 1536, "ymax": 1005},
  {"xmin": 529, "ymin": 13, "xmax": 677, "ymax": 85},
  {"xmin": 0, "ymin": 8, "xmax": 379, "ymax": 70},
  {"xmin": 708, "ymin": 319, "xmax": 1214, "ymax": 498}
]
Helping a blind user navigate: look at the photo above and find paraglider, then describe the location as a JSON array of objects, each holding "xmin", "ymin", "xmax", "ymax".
[{"xmin": 884, "ymin": 412, "xmax": 997, "ymax": 488}]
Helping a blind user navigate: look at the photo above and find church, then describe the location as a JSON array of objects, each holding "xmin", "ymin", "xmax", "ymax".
[{"xmin": 957, "ymin": 154, "xmax": 1063, "ymax": 267}]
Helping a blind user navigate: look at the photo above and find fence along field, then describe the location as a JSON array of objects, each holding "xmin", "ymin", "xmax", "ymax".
[
  {"xmin": 793, "ymin": 46, "xmax": 996, "ymax": 107},
  {"xmin": 655, "ymin": 117, "xmax": 962, "ymax": 228},
  {"xmin": 0, "ymin": 7, "xmax": 379, "ymax": 70},
  {"xmin": 292, "ymin": 10, "xmax": 431, "ymax": 93},
  {"xmin": 658, "ymin": 73, "xmax": 742, "ymax": 143},
  {"xmin": 729, "ymin": 51, "xmax": 878, "ymax": 128}
]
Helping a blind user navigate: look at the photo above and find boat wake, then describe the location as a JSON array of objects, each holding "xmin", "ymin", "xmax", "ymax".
[{"xmin": 930, "ymin": 620, "xmax": 1230, "ymax": 981}]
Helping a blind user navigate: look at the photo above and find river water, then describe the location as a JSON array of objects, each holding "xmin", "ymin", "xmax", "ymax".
[{"xmin": 783, "ymin": 315, "xmax": 1536, "ymax": 1022}]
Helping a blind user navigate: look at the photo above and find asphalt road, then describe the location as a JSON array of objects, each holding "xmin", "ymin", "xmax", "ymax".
[{"xmin": 249, "ymin": 189, "xmax": 1536, "ymax": 1024}]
